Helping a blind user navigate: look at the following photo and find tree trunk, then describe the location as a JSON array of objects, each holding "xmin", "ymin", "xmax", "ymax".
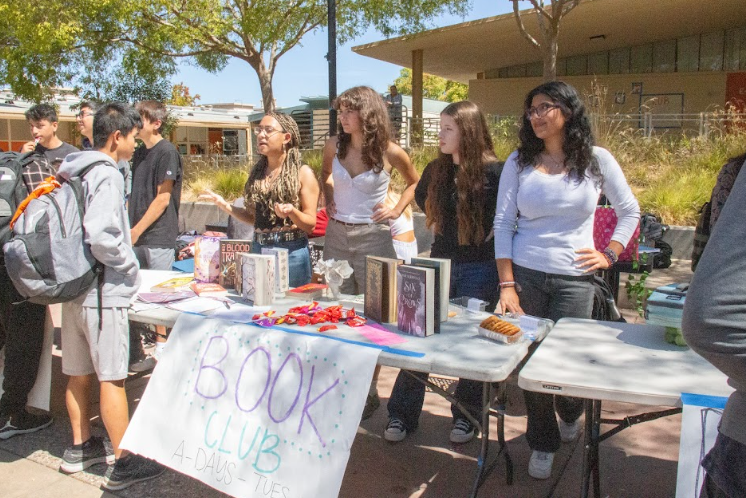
[
  {"xmin": 258, "ymin": 67, "xmax": 275, "ymax": 113},
  {"xmin": 543, "ymin": 33, "xmax": 558, "ymax": 82}
]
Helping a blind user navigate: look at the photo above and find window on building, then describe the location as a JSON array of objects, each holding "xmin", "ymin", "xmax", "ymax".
[
  {"xmin": 630, "ymin": 44, "xmax": 653, "ymax": 73},
  {"xmin": 566, "ymin": 55, "xmax": 588, "ymax": 76},
  {"xmin": 653, "ymin": 39, "xmax": 677, "ymax": 73},
  {"xmin": 556, "ymin": 58, "xmax": 567, "ymax": 77},
  {"xmin": 677, "ymin": 35, "xmax": 700, "ymax": 72},
  {"xmin": 498, "ymin": 67, "xmax": 509, "ymax": 78},
  {"xmin": 507, "ymin": 65, "xmax": 527, "ymax": 78},
  {"xmin": 526, "ymin": 62, "xmax": 543, "ymax": 77},
  {"xmin": 700, "ymin": 31, "xmax": 724, "ymax": 71},
  {"xmin": 725, "ymin": 27, "xmax": 746, "ymax": 71},
  {"xmin": 588, "ymin": 52, "xmax": 609, "ymax": 75},
  {"xmin": 609, "ymin": 47, "xmax": 630, "ymax": 74}
]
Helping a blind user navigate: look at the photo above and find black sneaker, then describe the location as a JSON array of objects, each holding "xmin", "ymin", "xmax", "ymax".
[
  {"xmin": 102, "ymin": 454, "xmax": 165, "ymax": 491},
  {"xmin": 0, "ymin": 410, "xmax": 52, "ymax": 440},
  {"xmin": 60, "ymin": 436, "xmax": 115, "ymax": 473},
  {"xmin": 361, "ymin": 392, "xmax": 381, "ymax": 421},
  {"xmin": 450, "ymin": 418, "xmax": 476, "ymax": 444}
]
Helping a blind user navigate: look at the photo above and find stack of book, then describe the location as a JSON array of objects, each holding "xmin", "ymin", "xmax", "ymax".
[
  {"xmin": 236, "ymin": 253, "xmax": 276, "ymax": 305},
  {"xmin": 261, "ymin": 247, "xmax": 290, "ymax": 293}
]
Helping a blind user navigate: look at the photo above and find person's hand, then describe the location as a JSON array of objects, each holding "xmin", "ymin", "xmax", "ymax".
[
  {"xmin": 575, "ymin": 247, "xmax": 611, "ymax": 273},
  {"xmin": 371, "ymin": 202, "xmax": 398, "ymax": 223},
  {"xmin": 198, "ymin": 189, "xmax": 227, "ymax": 209},
  {"xmin": 484, "ymin": 228, "xmax": 494, "ymax": 242},
  {"xmin": 21, "ymin": 141, "xmax": 36, "ymax": 153},
  {"xmin": 131, "ymin": 227, "xmax": 141, "ymax": 245},
  {"xmin": 326, "ymin": 199, "xmax": 337, "ymax": 217},
  {"xmin": 274, "ymin": 203, "xmax": 294, "ymax": 219},
  {"xmin": 498, "ymin": 286, "xmax": 523, "ymax": 315}
]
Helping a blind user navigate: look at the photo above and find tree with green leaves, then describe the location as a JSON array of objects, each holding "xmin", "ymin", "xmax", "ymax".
[
  {"xmin": 1, "ymin": 0, "xmax": 470, "ymax": 111},
  {"xmin": 393, "ymin": 68, "xmax": 468, "ymax": 103},
  {"xmin": 169, "ymin": 83, "xmax": 201, "ymax": 107},
  {"xmin": 511, "ymin": 0, "xmax": 580, "ymax": 82}
]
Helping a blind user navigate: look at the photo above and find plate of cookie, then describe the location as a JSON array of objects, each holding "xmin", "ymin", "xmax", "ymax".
[{"xmin": 478, "ymin": 316, "xmax": 524, "ymax": 344}]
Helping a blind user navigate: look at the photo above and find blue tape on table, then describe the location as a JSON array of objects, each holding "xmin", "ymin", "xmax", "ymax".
[
  {"xmin": 681, "ymin": 392, "xmax": 728, "ymax": 409},
  {"xmin": 172, "ymin": 258, "xmax": 195, "ymax": 273}
]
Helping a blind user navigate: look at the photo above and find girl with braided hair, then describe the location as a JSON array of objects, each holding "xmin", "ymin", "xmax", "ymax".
[{"xmin": 201, "ymin": 113, "xmax": 319, "ymax": 286}]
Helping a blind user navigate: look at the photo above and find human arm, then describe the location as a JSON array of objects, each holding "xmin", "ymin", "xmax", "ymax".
[
  {"xmin": 372, "ymin": 143, "xmax": 419, "ymax": 223},
  {"xmin": 84, "ymin": 172, "xmax": 138, "ymax": 279},
  {"xmin": 413, "ymin": 162, "xmax": 432, "ymax": 213},
  {"xmin": 683, "ymin": 167, "xmax": 746, "ymax": 444},
  {"xmin": 199, "ymin": 188, "xmax": 255, "ymax": 225},
  {"xmin": 273, "ymin": 164, "xmax": 320, "ymax": 233},
  {"xmin": 575, "ymin": 148, "xmax": 640, "ymax": 272},
  {"xmin": 321, "ymin": 137, "xmax": 337, "ymax": 217},
  {"xmin": 493, "ymin": 154, "xmax": 523, "ymax": 314}
]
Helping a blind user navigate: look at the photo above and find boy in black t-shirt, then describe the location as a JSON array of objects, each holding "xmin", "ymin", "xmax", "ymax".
[
  {"xmin": 21, "ymin": 103, "xmax": 79, "ymax": 191},
  {"xmin": 128, "ymin": 101, "xmax": 182, "ymax": 372}
]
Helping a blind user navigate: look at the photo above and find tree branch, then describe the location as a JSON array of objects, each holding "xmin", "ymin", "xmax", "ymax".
[{"xmin": 512, "ymin": 0, "xmax": 541, "ymax": 50}]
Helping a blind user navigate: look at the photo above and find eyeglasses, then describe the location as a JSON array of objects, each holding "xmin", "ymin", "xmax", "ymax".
[
  {"xmin": 253, "ymin": 126, "xmax": 283, "ymax": 136},
  {"xmin": 525, "ymin": 103, "xmax": 560, "ymax": 120},
  {"xmin": 76, "ymin": 111, "xmax": 94, "ymax": 119}
]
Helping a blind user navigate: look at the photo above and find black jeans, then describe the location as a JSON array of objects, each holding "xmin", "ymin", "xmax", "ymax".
[
  {"xmin": 700, "ymin": 431, "xmax": 746, "ymax": 498},
  {"xmin": 387, "ymin": 260, "xmax": 499, "ymax": 430},
  {"xmin": 0, "ymin": 264, "xmax": 48, "ymax": 416},
  {"xmin": 513, "ymin": 264, "xmax": 594, "ymax": 453}
]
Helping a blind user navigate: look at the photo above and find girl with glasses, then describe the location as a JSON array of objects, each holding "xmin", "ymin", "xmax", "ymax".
[
  {"xmin": 201, "ymin": 113, "xmax": 319, "ymax": 287},
  {"xmin": 384, "ymin": 100, "xmax": 503, "ymax": 445},
  {"xmin": 321, "ymin": 86, "xmax": 420, "ymax": 419},
  {"xmin": 493, "ymin": 81, "xmax": 639, "ymax": 479}
]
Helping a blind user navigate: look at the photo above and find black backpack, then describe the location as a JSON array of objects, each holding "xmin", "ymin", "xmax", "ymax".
[
  {"xmin": 0, "ymin": 151, "xmax": 35, "ymax": 249},
  {"xmin": 592, "ymin": 276, "xmax": 625, "ymax": 322}
]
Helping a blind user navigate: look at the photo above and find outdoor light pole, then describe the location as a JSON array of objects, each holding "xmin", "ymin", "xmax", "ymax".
[{"xmin": 327, "ymin": 0, "xmax": 337, "ymax": 136}]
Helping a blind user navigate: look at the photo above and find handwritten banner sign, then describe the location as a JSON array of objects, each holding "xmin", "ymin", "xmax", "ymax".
[{"xmin": 121, "ymin": 313, "xmax": 380, "ymax": 498}]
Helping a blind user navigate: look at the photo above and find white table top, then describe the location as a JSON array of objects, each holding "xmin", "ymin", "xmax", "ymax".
[
  {"xmin": 518, "ymin": 318, "xmax": 733, "ymax": 407},
  {"xmin": 129, "ymin": 270, "xmax": 531, "ymax": 382}
]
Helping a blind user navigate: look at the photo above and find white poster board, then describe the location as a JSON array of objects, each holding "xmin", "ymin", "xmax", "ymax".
[
  {"xmin": 675, "ymin": 393, "xmax": 728, "ymax": 498},
  {"xmin": 0, "ymin": 308, "xmax": 54, "ymax": 411},
  {"xmin": 122, "ymin": 313, "xmax": 380, "ymax": 498}
]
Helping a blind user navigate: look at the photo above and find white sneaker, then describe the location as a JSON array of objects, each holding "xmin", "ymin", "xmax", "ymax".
[
  {"xmin": 528, "ymin": 450, "xmax": 555, "ymax": 479},
  {"xmin": 130, "ymin": 354, "xmax": 158, "ymax": 373},
  {"xmin": 384, "ymin": 418, "xmax": 407, "ymax": 442},
  {"xmin": 559, "ymin": 419, "xmax": 581, "ymax": 443}
]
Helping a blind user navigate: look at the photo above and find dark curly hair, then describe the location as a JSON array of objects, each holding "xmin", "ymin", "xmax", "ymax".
[
  {"xmin": 425, "ymin": 101, "xmax": 496, "ymax": 246},
  {"xmin": 517, "ymin": 81, "xmax": 601, "ymax": 186},
  {"xmin": 334, "ymin": 86, "xmax": 391, "ymax": 174}
]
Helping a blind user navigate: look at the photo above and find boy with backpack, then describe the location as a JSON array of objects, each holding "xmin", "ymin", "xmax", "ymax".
[
  {"xmin": 128, "ymin": 100, "xmax": 182, "ymax": 372},
  {"xmin": 0, "ymin": 103, "xmax": 79, "ymax": 439},
  {"xmin": 56, "ymin": 103, "xmax": 164, "ymax": 488}
]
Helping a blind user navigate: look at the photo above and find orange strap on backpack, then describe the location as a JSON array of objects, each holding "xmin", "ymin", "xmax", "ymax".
[{"xmin": 9, "ymin": 176, "xmax": 61, "ymax": 230}]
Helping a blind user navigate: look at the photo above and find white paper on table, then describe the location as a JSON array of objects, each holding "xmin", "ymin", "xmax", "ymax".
[
  {"xmin": 0, "ymin": 308, "xmax": 54, "ymax": 411},
  {"xmin": 675, "ymin": 393, "xmax": 728, "ymax": 498},
  {"xmin": 131, "ymin": 302, "xmax": 163, "ymax": 313},
  {"xmin": 166, "ymin": 297, "xmax": 226, "ymax": 314},
  {"xmin": 208, "ymin": 303, "xmax": 272, "ymax": 323}
]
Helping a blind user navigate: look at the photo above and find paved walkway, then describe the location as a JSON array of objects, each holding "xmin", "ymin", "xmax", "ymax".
[{"xmin": 0, "ymin": 259, "xmax": 694, "ymax": 497}]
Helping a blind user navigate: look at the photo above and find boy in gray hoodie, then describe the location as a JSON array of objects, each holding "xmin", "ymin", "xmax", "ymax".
[
  {"xmin": 683, "ymin": 158, "xmax": 746, "ymax": 497},
  {"xmin": 57, "ymin": 103, "xmax": 164, "ymax": 490}
]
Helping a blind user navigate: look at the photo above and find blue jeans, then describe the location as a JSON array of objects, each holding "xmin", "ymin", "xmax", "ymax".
[
  {"xmin": 513, "ymin": 264, "xmax": 594, "ymax": 453},
  {"xmin": 701, "ymin": 432, "xmax": 746, "ymax": 497},
  {"xmin": 251, "ymin": 237, "xmax": 312, "ymax": 288},
  {"xmin": 388, "ymin": 259, "xmax": 499, "ymax": 429}
]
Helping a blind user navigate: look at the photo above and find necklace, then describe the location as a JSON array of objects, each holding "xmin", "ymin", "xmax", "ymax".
[{"xmin": 542, "ymin": 152, "xmax": 566, "ymax": 172}]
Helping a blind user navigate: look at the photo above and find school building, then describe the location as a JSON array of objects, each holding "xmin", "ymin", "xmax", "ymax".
[
  {"xmin": 353, "ymin": 0, "xmax": 746, "ymax": 131},
  {"xmin": 0, "ymin": 90, "xmax": 255, "ymax": 156}
]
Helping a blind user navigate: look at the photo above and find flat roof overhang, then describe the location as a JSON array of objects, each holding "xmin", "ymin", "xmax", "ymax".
[{"xmin": 353, "ymin": 0, "xmax": 746, "ymax": 82}]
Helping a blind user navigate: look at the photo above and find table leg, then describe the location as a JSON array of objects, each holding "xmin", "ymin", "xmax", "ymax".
[
  {"xmin": 580, "ymin": 399, "xmax": 595, "ymax": 498},
  {"xmin": 470, "ymin": 382, "xmax": 492, "ymax": 498},
  {"xmin": 592, "ymin": 400, "xmax": 602, "ymax": 498}
]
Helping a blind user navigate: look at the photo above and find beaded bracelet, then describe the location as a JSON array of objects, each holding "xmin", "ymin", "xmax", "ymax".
[
  {"xmin": 498, "ymin": 281, "xmax": 516, "ymax": 288},
  {"xmin": 603, "ymin": 247, "xmax": 619, "ymax": 266}
]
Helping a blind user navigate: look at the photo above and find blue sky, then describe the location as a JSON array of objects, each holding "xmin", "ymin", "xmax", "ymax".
[{"xmin": 176, "ymin": 0, "xmax": 513, "ymax": 108}]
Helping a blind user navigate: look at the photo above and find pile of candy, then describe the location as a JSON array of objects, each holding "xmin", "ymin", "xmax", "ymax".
[{"xmin": 251, "ymin": 302, "xmax": 366, "ymax": 332}]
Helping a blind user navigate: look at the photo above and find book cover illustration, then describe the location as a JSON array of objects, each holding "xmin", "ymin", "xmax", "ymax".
[
  {"xmin": 261, "ymin": 247, "xmax": 290, "ymax": 293},
  {"xmin": 150, "ymin": 276, "xmax": 195, "ymax": 293},
  {"xmin": 396, "ymin": 265, "xmax": 435, "ymax": 337},
  {"xmin": 410, "ymin": 257, "xmax": 451, "ymax": 327},
  {"xmin": 219, "ymin": 239, "xmax": 252, "ymax": 289},
  {"xmin": 190, "ymin": 282, "xmax": 228, "ymax": 297},
  {"xmin": 194, "ymin": 236, "xmax": 224, "ymax": 283},
  {"xmin": 238, "ymin": 253, "xmax": 275, "ymax": 306}
]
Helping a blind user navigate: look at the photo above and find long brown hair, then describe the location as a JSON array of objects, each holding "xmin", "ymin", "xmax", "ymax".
[
  {"xmin": 425, "ymin": 101, "xmax": 496, "ymax": 246},
  {"xmin": 334, "ymin": 86, "xmax": 391, "ymax": 173},
  {"xmin": 246, "ymin": 112, "xmax": 303, "ymax": 225}
]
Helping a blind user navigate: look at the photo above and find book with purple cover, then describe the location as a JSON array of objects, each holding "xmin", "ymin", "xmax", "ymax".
[{"xmin": 396, "ymin": 265, "xmax": 435, "ymax": 337}]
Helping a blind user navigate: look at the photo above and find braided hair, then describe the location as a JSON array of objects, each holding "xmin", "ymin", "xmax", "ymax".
[{"xmin": 246, "ymin": 113, "xmax": 303, "ymax": 226}]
